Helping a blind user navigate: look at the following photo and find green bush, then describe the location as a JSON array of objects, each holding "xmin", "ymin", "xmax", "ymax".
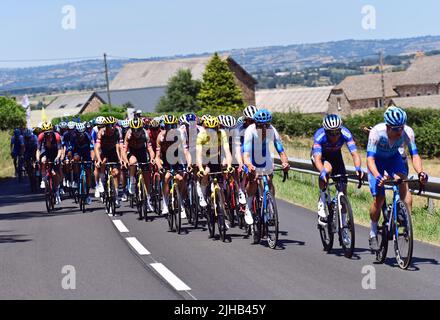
[
  {"xmin": 272, "ymin": 112, "xmax": 322, "ymax": 137},
  {"xmin": 0, "ymin": 97, "xmax": 26, "ymax": 130}
]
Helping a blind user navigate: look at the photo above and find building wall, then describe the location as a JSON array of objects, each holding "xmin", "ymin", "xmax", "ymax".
[
  {"xmin": 327, "ymin": 91, "xmax": 351, "ymax": 116},
  {"xmin": 227, "ymin": 60, "xmax": 256, "ymax": 106},
  {"xmin": 81, "ymin": 95, "xmax": 104, "ymax": 114},
  {"xmin": 394, "ymin": 84, "xmax": 440, "ymax": 97}
]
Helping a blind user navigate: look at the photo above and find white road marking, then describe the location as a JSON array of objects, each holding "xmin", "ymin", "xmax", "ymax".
[
  {"xmin": 150, "ymin": 263, "xmax": 191, "ymax": 291},
  {"xmin": 112, "ymin": 220, "xmax": 129, "ymax": 233},
  {"xmin": 126, "ymin": 237, "xmax": 150, "ymax": 255}
]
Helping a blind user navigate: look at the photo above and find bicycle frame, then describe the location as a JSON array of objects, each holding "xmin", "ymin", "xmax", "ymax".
[{"xmin": 383, "ymin": 184, "xmax": 403, "ymax": 242}]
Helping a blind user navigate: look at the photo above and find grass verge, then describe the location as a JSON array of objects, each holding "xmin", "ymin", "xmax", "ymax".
[
  {"xmin": 0, "ymin": 131, "xmax": 14, "ymax": 178},
  {"xmin": 273, "ymin": 171, "xmax": 440, "ymax": 246}
]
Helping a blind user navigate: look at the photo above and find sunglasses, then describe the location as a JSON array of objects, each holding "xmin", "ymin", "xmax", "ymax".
[
  {"xmin": 326, "ymin": 130, "xmax": 341, "ymax": 136},
  {"xmin": 388, "ymin": 125, "xmax": 404, "ymax": 132},
  {"xmin": 165, "ymin": 124, "xmax": 177, "ymax": 130}
]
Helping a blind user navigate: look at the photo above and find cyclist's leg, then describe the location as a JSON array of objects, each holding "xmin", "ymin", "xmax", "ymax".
[
  {"xmin": 128, "ymin": 152, "xmax": 138, "ymax": 194},
  {"xmin": 368, "ymin": 159, "xmax": 386, "ymax": 242}
]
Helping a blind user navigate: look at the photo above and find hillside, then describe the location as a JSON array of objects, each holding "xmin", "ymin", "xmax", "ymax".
[{"xmin": 1, "ymin": 35, "xmax": 440, "ymax": 94}]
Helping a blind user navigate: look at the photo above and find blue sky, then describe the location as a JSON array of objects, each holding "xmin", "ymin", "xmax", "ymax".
[{"xmin": 1, "ymin": 0, "xmax": 439, "ymax": 67}]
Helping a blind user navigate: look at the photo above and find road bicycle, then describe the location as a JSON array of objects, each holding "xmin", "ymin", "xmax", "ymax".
[
  {"xmin": 128, "ymin": 163, "xmax": 150, "ymax": 221},
  {"xmin": 77, "ymin": 161, "xmax": 93, "ymax": 213},
  {"xmin": 248, "ymin": 168, "xmax": 288, "ymax": 249},
  {"xmin": 375, "ymin": 178, "xmax": 424, "ymax": 269},
  {"xmin": 102, "ymin": 162, "xmax": 120, "ymax": 216},
  {"xmin": 185, "ymin": 166, "xmax": 200, "ymax": 228},
  {"xmin": 318, "ymin": 174, "xmax": 362, "ymax": 258},
  {"xmin": 163, "ymin": 168, "xmax": 184, "ymax": 234}
]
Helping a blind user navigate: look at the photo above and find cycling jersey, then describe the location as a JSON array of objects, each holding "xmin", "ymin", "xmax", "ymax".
[
  {"xmin": 96, "ymin": 127, "xmax": 123, "ymax": 163},
  {"xmin": 148, "ymin": 128, "xmax": 161, "ymax": 153},
  {"xmin": 243, "ymin": 124, "xmax": 284, "ymax": 173},
  {"xmin": 367, "ymin": 123, "xmax": 418, "ymax": 159},
  {"xmin": 157, "ymin": 129, "xmax": 187, "ymax": 167},
  {"xmin": 312, "ymin": 126, "xmax": 357, "ymax": 156},
  {"xmin": 124, "ymin": 128, "xmax": 152, "ymax": 165},
  {"xmin": 196, "ymin": 129, "xmax": 229, "ymax": 164},
  {"xmin": 72, "ymin": 132, "xmax": 94, "ymax": 161},
  {"xmin": 91, "ymin": 126, "xmax": 100, "ymax": 144},
  {"xmin": 24, "ymin": 135, "xmax": 38, "ymax": 160},
  {"xmin": 37, "ymin": 132, "xmax": 62, "ymax": 161},
  {"xmin": 11, "ymin": 135, "xmax": 24, "ymax": 157},
  {"xmin": 62, "ymin": 130, "xmax": 77, "ymax": 152}
]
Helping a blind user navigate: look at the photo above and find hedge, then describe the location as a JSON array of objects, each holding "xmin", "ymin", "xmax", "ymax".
[{"xmin": 271, "ymin": 109, "xmax": 440, "ymax": 158}]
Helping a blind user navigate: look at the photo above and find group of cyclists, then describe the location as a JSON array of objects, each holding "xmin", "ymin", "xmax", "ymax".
[{"xmin": 11, "ymin": 104, "xmax": 428, "ymax": 252}]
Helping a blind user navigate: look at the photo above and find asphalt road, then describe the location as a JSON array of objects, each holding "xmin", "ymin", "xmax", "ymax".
[{"xmin": 1, "ymin": 178, "xmax": 439, "ymax": 300}]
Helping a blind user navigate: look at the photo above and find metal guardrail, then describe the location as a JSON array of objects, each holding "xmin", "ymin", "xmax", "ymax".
[{"xmin": 274, "ymin": 156, "xmax": 440, "ymax": 213}]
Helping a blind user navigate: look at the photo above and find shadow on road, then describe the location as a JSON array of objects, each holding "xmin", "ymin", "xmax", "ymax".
[{"xmin": 0, "ymin": 234, "xmax": 32, "ymax": 244}]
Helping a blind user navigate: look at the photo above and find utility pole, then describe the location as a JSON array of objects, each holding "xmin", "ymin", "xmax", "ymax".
[
  {"xmin": 379, "ymin": 51, "xmax": 385, "ymax": 108},
  {"xmin": 103, "ymin": 53, "xmax": 112, "ymax": 106}
]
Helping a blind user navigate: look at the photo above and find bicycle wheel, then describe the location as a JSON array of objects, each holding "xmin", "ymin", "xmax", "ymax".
[
  {"xmin": 140, "ymin": 177, "xmax": 148, "ymax": 221},
  {"xmin": 215, "ymin": 189, "xmax": 227, "ymax": 242},
  {"xmin": 376, "ymin": 221, "xmax": 389, "ymax": 263},
  {"xmin": 167, "ymin": 196, "xmax": 174, "ymax": 232},
  {"xmin": 338, "ymin": 195, "xmax": 355, "ymax": 258},
  {"xmin": 265, "ymin": 192, "xmax": 279, "ymax": 249},
  {"xmin": 173, "ymin": 186, "xmax": 182, "ymax": 234},
  {"xmin": 187, "ymin": 181, "xmax": 193, "ymax": 225},
  {"xmin": 45, "ymin": 180, "xmax": 52, "ymax": 213},
  {"xmin": 109, "ymin": 176, "xmax": 117, "ymax": 216},
  {"xmin": 394, "ymin": 200, "xmax": 413, "ymax": 269},
  {"xmin": 155, "ymin": 175, "xmax": 162, "ymax": 215},
  {"xmin": 190, "ymin": 180, "xmax": 199, "ymax": 228},
  {"xmin": 205, "ymin": 199, "xmax": 215, "ymax": 239},
  {"xmin": 251, "ymin": 196, "xmax": 262, "ymax": 244}
]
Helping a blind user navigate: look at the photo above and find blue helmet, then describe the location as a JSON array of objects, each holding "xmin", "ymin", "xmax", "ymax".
[
  {"xmin": 236, "ymin": 116, "xmax": 244, "ymax": 128},
  {"xmin": 253, "ymin": 109, "xmax": 272, "ymax": 124},
  {"xmin": 13, "ymin": 128, "xmax": 21, "ymax": 137},
  {"xmin": 185, "ymin": 113, "xmax": 197, "ymax": 123},
  {"xmin": 384, "ymin": 106, "xmax": 407, "ymax": 126}
]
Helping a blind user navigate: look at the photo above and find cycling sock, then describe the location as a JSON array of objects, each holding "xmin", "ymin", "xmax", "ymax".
[{"xmin": 370, "ymin": 221, "xmax": 378, "ymax": 238}]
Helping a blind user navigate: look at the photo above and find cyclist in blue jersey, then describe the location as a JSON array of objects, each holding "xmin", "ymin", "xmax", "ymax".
[
  {"xmin": 72, "ymin": 122, "xmax": 94, "ymax": 205},
  {"xmin": 10, "ymin": 128, "xmax": 25, "ymax": 176},
  {"xmin": 243, "ymin": 109, "xmax": 290, "ymax": 225},
  {"xmin": 63, "ymin": 121, "xmax": 78, "ymax": 189},
  {"xmin": 367, "ymin": 106, "xmax": 428, "ymax": 250},
  {"xmin": 311, "ymin": 114, "xmax": 363, "ymax": 226}
]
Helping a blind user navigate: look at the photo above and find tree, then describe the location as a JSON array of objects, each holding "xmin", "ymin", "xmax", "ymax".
[
  {"xmin": 0, "ymin": 97, "xmax": 26, "ymax": 130},
  {"xmin": 156, "ymin": 69, "xmax": 201, "ymax": 113},
  {"xmin": 197, "ymin": 53, "xmax": 244, "ymax": 114}
]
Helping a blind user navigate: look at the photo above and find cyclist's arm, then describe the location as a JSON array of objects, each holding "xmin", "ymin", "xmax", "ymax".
[
  {"xmin": 195, "ymin": 134, "xmax": 204, "ymax": 170},
  {"xmin": 312, "ymin": 132, "xmax": 325, "ymax": 172},
  {"xmin": 180, "ymin": 129, "xmax": 192, "ymax": 166},
  {"xmin": 55, "ymin": 134, "xmax": 63, "ymax": 160},
  {"xmin": 122, "ymin": 132, "xmax": 130, "ymax": 163},
  {"xmin": 221, "ymin": 131, "xmax": 232, "ymax": 168},
  {"xmin": 242, "ymin": 128, "xmax": 253, "ymax": 169},
  {"xmin": 366, "ymin": 128, "xmax": 381, "ymax": 179},
  {"xmin": 155, "ymin": 132, "xmax": 163, "ymax": 169},
  {"xmin": 272, "ymin": 126, "xmax": 288, "ymax": 167},
  {"xmin": 145, "ymin": 130, "xmax": 155, "ymax": 163},
  {"xmin": 94, "ymin": 131, "xmax": 103, "ymax": 163},
  {"xmin": 115, "ymin": 129, "xmax": 123, "ymax": 162},
  {"xmin": 405, "ymin": 127, "xmax": 424, "ymax": 175},
  {"xmin": 343, "ymin": 128, "xmax": 362, "ymax": 170}
]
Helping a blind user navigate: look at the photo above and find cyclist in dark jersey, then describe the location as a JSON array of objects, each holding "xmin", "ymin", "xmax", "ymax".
[
  {"xmin": 94, "ymin": 116, "xmax": 124, "ymax": 206},
  {"xmin": 36, "ymin": 122, "xmax": 63, "ymax": 204}
]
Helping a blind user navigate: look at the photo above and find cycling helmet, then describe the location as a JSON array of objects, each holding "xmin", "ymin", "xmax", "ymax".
[
  {"xmin": 236, "ymin": 116, "xmax": 244, "ymax": 128},
  {"xmin": 86, "ymin": 121, "xmax": 92, "ymax": 129},
  {"xmin": 217, "ymin": 115, "xmax": 226, "ymax": 126},
  {"xmin": 121, "ymin": 119, "xmax": 130, "ymax": 128},
  {"xmin": 243, "ymin": 105, "xmax": 258, "ymax": 119},
  {"xmin": 253, "ymin": 109, "xmax": 272, "ymax": 124},
  {"xmin": 384, "ymin": 106, "xmax": 407, "ymax": 126},
  {"xmin": 201, "ymin": 114, "xmax": 211, "ymax": 122},
  {"xmin": 24, "ymin": 129, "xmax": 33, "ymax": 138},
  {"xmin": 203, "ymin": 116, "xmax": 220, "ymax": 129},
  {"xmin": 185, "ymin": 113, "xmax": 197, "ymax": 123},
  {"xmin": 67, "ymin": 121, "xmax": 76, "ymax": 130},
  {"xmin": 179, "ymin": 114, "xmax": 187, "ymax": 126},
  {"xmin": 13, "ymin": 128, "xmax": 21, "ymax": 137},
  {"xmin": 41, "ymin": 122, "xmax": 53, "ymax": 132},
  {"xmin": 95, "ymin": 116, "xmax": 106, "ymax": 125},
  {"xmin": 223, "ymin": 115, "xmax": 237, "ymax": 128},
  {"xmin": 104, "ymin": 116, "xmax": 116, "ymax": 125},
  {"xmin": 150, "ymin": 118, "xmax": 160, "ymax": 128},
  {"xmin": 129, "ymin": 118, "xmax": 143, "ymax": 129},
  {"xmin": 76, "ymin": 122, "xmax": 86, "ymax": 133},
  {"xmin": 135, "ymin": 109, "xmax": 143, "ymax": 116},
  {"xmin": 59, "ymin": 121, "xmax": 68, "ymax": 129},
  {"xmin": 322, "ymin": 114, "xmax": 342, "ymax": 131},
  {"xmin": 163, "ymin": 115, "xmax": 178, "ymax": 125},
  {"xmin": 142, "ymin": 117, "xmax": 151, "ymax": 127}
]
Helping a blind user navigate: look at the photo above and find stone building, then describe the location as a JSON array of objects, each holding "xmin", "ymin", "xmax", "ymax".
[
  {"xmin": 107, "ymin": 55, "xmax": 257, "ymax": 113},
  {"xmin": 327, "ymin": 54, "xmax": 440, "ymax": 115}
]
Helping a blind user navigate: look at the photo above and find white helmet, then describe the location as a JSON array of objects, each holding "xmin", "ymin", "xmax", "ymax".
[
  {"xmin": 76, "ymin": 122, "xmax": 86, "ymax": 133},
  {"xmin": 67, "ymin": 121, "xmax": 76, "ymax": 130},
  {"xmin": 223, "ymin": 115, "xmax": 237, "ymax": 128},
  {"xmin": 243, "ymin": 105, "xmax": 258, "ymax": 119},
  {"xmin": 322, "ymin": 114, "xmax": 342, "ymax": 131},
  {"xmin": 95, "ymin": 116, "xmax": 105, "ymax": 125}
]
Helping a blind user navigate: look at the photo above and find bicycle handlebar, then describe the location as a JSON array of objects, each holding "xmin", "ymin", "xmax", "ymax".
[
  {"xmin": 331, "ymin": 173, "xmax": 363, "ymax": 189},
  {"xmin": 383, "ymin": 178, "xmax": 425, "ymax": 195}
]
